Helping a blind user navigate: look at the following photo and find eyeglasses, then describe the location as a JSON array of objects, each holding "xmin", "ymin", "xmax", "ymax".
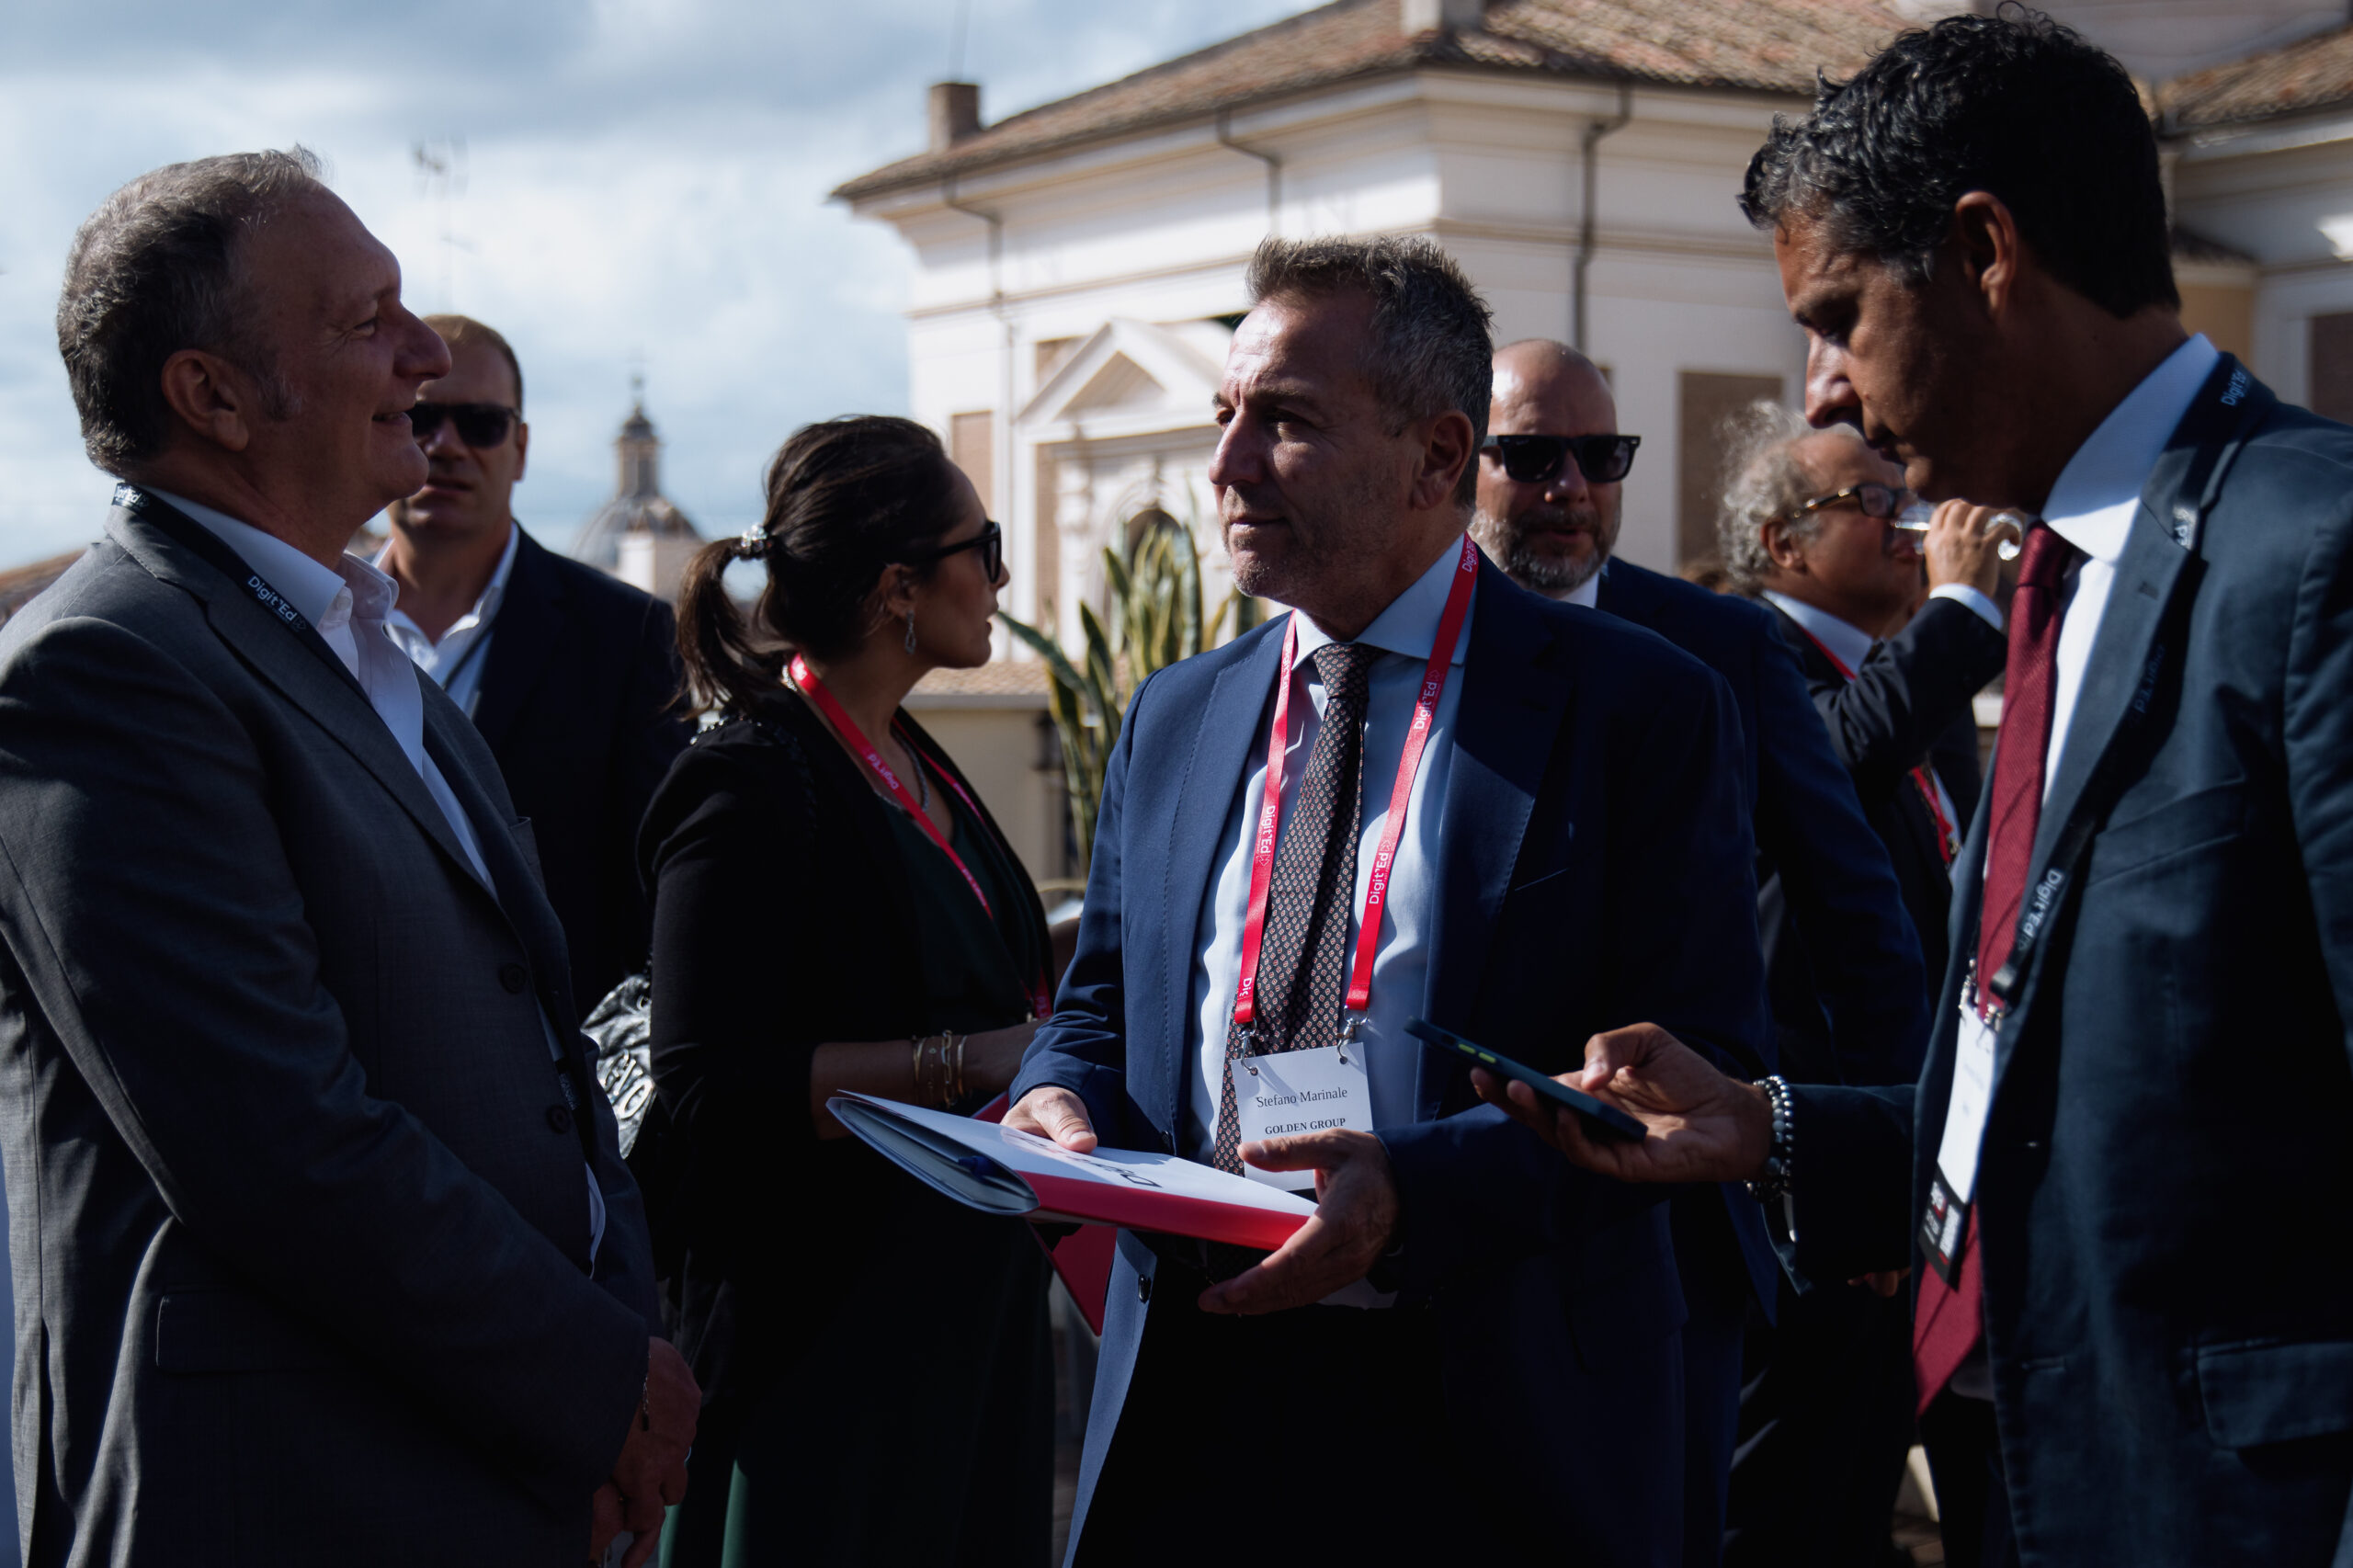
[
  {"xmin": 1792, "ymin": 483, "xmax": 1914, "ymax": 522},
  {"xmin": 1480, "ymin": 433, "xmax": 1642, "ymax": 486},
  {"xmin": 408, "ymin": 402, "xmax": 519, "ymax": 449},
  {"xmin": 914, "ymin": 520, "xmax": 1004, "ymax": 581}
]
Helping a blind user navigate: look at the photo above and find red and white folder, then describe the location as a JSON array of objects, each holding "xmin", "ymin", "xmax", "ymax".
[{"xmin": 831, "ymin": 1093, "xmax": 1317, "ymax": 1253}]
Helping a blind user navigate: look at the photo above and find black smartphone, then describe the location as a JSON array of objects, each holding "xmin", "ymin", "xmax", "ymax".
[{"xmin": 1405, "ymin": 1017, "xmax": 1645, "ymax": 1142}]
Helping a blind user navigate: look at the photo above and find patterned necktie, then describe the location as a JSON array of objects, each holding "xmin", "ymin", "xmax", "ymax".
[
  {"xmin": 1211, "ymin": 641, "xmax": 1378, "ymax": 1175},
  {"xmin": 1914, "ymin": 524, "xmax": 2077, "ymax": 1414}
]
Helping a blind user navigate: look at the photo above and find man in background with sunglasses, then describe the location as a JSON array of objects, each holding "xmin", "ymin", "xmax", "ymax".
[
  {"xmin": 1475, "ymin": 338, "xmax": 1928, "ymax": 1568},
  {"xmin": 381, "ymin": 316, "xmax": 688, "ymax": 1013}
]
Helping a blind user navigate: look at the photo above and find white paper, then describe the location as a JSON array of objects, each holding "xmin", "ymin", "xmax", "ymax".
[
  {"xmin": 1935, "ymin": 1006, "xmax": 1999, "ymax": 1206},
  {"xmin": 1230, "ymin": 1045, "xmax": 1373, "ymax": 1191},
  {"xmin": 829, "ymin": 1093, "xmax": 1319, "ymax": 1219}
]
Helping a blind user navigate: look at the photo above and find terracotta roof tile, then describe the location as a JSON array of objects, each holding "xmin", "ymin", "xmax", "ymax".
[
  {"xmin": 0, "ymin": 551, "xmax": 84, "ymax": 623},
  {"xmin": 835, "ymin": 0, "xmax": 1907, "ymax": 201},
  {"xmin": 910, "ymin": 660, "xmax": 1054, "ymax": 698},
  {"xmin": 2158, "ymin": 23, "xmax": 2353, "ymax": 133}
]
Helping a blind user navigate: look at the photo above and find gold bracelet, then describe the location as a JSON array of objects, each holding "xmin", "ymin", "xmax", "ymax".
[
  {"xmin": 911, "ymin": 1036, "xmax": 925, "ymax": 1102},
  {"xmin": 950, "ymin": 1032, "xmax": 966, "ymax": 1103}
]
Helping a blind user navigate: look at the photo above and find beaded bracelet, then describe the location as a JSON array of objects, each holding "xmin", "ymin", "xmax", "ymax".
[{"xmin": 1745, "ymin": 1074, "xmax": 1795, "ymax": 1203}]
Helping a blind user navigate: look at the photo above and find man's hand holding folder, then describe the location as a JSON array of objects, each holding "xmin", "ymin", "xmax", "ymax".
[{"xmin": 1003, "ymin": 1090, "xmax": 1401, "ymax": 1315}]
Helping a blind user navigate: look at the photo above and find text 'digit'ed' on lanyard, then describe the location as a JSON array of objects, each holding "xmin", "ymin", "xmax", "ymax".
[
  {"xmin": 1232, "ymin": 533, "xmax": 1478, "ymax": 1041},
  {"xmin": 790, "ymin": 653, "xmax": 1053, "ymax": 1019}
]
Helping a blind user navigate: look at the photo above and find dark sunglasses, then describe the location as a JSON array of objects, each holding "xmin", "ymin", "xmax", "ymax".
[
  {"xmin": 913, "ymin": 520, "xmax": 1004, "ymax": 581},
  {"xmin": 408, "ymin": 402, "xmax": 519, "ymax": 449},
  {"xmin": 1793, "ymin": 483, "xmax": 1913, "ymax": 521},
  {"xmin": 1480, "ymin": 433, "xmax": 1642, "ymax": 485}
]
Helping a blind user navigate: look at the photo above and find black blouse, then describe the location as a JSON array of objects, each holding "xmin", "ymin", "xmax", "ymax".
[{"xmin": 634, "ymin": 690, "xmax": 1052, "ymax": 1412}]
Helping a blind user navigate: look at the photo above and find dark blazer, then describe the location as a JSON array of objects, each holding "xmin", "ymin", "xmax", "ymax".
[
  {"xmin": 471, "ymin": 528, "xmax": 688, "ymax": 1013},
  {"xmin": 1013, "ymin": 553, "xmax": 1771, "ymax": 1564},
  {"xmin": 636, "ymin": 696, "xmax": 1052, "ymax": 1417},
  {"xmin": 1598, "ymin": 560, "xmax": 1929, "ymax": 1092},
  {"xmin": 1789, "ymin": 359, "xmax": 2353, "ymax": 1565},
  {"xmin": 1768, "ymin": 596, "xmax": 2006, "ymax": 994},
  {"xmin": 0, "ymin": 495, "xmax": 658, "ymax": 1566}
]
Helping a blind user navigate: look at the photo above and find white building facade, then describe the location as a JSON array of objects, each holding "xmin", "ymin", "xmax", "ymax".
[{"xmin": 838, "ymin": 0, "xmax": 2353, "ymax": 880}]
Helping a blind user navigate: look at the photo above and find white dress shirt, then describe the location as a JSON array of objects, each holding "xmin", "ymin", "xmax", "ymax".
[
  {"xmin": 378, "ymin": 522, "xmax": 520, "ymax": 718},
  {"xmin": 150, "ymin": 490, "xmax": 604, "ymax": 1262},
  {"xmin": 1188, "ymin": 539, "xmax": 1477, "ymax": 1158},
  {"xmin": 2037, "ymin": 334, "xmax": 2220, "ymax": 801}
]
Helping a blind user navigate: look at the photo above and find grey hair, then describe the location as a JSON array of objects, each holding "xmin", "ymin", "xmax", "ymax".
[
  {"xmin": 57, "ymin": 147, "xmax": 324, "ymax": 476},
  {"xmin": 1715, "ymin": 401, "xmax": 1828, "ymax": 596},
  {"xmin": 1245, "ymin": 234, "xmax": 1495, "ymax": 506}
]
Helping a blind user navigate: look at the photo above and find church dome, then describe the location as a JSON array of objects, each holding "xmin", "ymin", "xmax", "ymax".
[{"xmin": 573, "ymin": 381, "xmax": 699, "ymax": 572}]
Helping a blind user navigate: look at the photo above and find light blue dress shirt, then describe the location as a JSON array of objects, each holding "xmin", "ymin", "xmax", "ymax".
[{"xmin": 1184, "ymin": 536, "xmax": 1478, "ymax": 1161}]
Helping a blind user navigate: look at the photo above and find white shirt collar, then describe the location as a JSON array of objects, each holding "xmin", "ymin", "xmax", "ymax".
[
  {"xmin": 376, "ymin": 521, "xmax": 521, "ymax": 646},
  {"xmin": 147, "ymin": 487, "xmax": 400, "ymax": 632},
  {"xmin": 2040, "ymin": 334, "xmax": 2221, "ymax": 566},
  {"xmin": 1761, "ymin": 589, "xmax": 1876, "ymax": 674},
  {"xmin": 1290, "ymin": 533, "xmax": 1477, "ymax": 670},
  {"xmin": 1561, "ymin": 566, "xmax": 1601, "ymax": 609}
]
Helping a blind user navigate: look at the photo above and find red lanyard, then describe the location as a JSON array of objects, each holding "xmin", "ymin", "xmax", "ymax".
[
  {"xmin": 1790, "ymin": 625, "xmax": 1958, "ymax": 866},
  {"xmin": 1233, "ymin": 534, "xmax": 1479, "ymax": 1034},
  {"xmin": 790, "ymin": 653, "xmax": 1054, "ymax": 1018}
]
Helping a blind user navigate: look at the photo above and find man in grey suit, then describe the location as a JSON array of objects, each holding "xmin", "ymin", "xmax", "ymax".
[{"xmin": 0, "ymin": 150, "xmax": 696, "ymax": 1566}]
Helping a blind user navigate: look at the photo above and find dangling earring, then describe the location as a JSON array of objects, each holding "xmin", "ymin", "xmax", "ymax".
[{"xmin": 904, "ymin": 612, "xmax": 918, "ymax": 654}]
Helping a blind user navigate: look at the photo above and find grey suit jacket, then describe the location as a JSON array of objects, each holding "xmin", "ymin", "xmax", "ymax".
[{"xmin": 0, "ymin": 494, "xmax": 659, "ymax": 1567}]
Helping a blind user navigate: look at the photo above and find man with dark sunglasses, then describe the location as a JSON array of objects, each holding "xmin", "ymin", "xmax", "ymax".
[
  {"xmin": 1478, "ymin": 339, "xmax": 1930, "ymax": 1568},
  {"xmin": 381, "ymin": 315, "xmax": 688, "ymax": 1011}
]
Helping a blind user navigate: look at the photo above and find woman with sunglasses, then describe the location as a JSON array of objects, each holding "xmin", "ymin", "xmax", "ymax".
[{"xmin": 641, "ymin": 415, "xmax": 1054, "ymax": 1566}]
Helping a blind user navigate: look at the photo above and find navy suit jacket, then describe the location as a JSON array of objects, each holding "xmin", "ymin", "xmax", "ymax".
[
  {"xmin": 1789, "ymin": 360, "xmax": 2353, "ymax": 1565},
  {"xmin": 1598, "ymin": 560, "xmax": 1927, "ymax": 1090},
  {"xmin": 1597, "ymin": 561, "xmax": 1925, "ymax": 1323},
  {"xmin": 1769, "ymin": 597, "xmax": 2006, "ymax": 1006},
  {"xmin": 469, "ymin": 529, "xmax": 688, "ymax": 1012},
  {"xmin": 1013, "ymin": 552, "xmax": 1771, "ymax": 1561}
]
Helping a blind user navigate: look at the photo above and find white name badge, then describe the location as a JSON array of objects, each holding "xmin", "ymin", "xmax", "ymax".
[
  {"xmin": 1230, "ymin": 1044, "xmax": 1373, "ymax": 1191},
  {"xmin": 1935, "ymin": 1005, "xmax": 1999, "ymax": 1207}
]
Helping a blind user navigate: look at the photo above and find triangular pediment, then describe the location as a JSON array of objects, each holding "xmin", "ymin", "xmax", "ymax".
[
  {"xmin": 1063, "ymin": 352, "xmax": 1160, "ymax": 415},
  {"xmin": 1018, "ymin": 317, "xmax": 1230, "ymax": 436}
]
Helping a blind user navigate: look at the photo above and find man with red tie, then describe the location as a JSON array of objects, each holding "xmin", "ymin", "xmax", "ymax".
[{"xmin": 1481, "ymin": 13, "xmax": 2353, "ymax": 1568}]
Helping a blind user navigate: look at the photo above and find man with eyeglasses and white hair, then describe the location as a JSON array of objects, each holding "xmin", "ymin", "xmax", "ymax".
[
  {"xmin": 1702, "ymin": 411, "xmax": 2011, "ymax": 1562},
  {"xmin": 380, "ymin": 316, "xmax": 688, "ymax": 1013},
  {"xmin": 1475, "ymin": 339, "xmax": 1931, "ymax": 1566}
]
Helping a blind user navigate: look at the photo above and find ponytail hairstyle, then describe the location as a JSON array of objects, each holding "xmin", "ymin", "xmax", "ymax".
[{"xmin": 676, "ymin": 415, "xmax": 963, "ymax": 719}]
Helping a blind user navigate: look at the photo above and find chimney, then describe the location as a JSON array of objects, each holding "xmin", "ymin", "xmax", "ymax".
[
  {"xmin": 1400, "ymin": 0, "xmax": 1483, "ymax": 31},
  {"xmin": 929, "ymin": 82, "xmax": 983, "ymax": 152}
]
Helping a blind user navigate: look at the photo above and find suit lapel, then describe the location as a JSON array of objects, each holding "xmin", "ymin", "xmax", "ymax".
[
  {"xmin": 1155, "ymin": 622, "xmax": 1286, "ymax": 1121},
  {"xmin": 108, "ymin": 508, "xmax": 503, "ymax": 898},
  {"xmin": 1419, "ymin": 562, "xmax": 1567, "ymax": 1117},
  {"xmin": 422, "ymin": 706, "xmax": 569, "ymax": 1004},
  {"xmin": 2027, "ymin": 507, "xmax": 2189, "ymax": 890},
  {"xmin": 467, "ymin": 528, "xmax": 563, "ymax": 751}
]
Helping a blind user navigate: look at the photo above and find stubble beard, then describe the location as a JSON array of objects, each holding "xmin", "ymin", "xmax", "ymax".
[{"xmin": 1472, "ymin": 499, "xmax": 1619, "ymax": 596}]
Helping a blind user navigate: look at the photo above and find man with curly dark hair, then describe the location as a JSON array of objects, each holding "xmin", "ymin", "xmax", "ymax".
[{"xmin": 1482, "ymin": 11, "xmax": 2353, "ymax": 1568}]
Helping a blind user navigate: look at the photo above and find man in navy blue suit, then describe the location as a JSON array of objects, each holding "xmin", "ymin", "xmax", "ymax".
[
  {"xmin": 1006, "ymin": 235, "xmax": 1769, "ymax": 1566},
  {"xmin": 1474, "ymin": 340, "xmax": 1927, "ymax": 1566},
  {"xmin": 1483, "ymin": 14, "xmax": 2353, "ymax": 1568}
]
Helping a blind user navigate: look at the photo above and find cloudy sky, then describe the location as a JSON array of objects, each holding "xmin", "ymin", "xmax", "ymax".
[{"xmin": 0, "ymin": 0, "xmax": 1321, "ymax": 567}]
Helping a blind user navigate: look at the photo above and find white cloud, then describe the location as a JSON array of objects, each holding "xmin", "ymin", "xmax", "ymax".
[{"xmin": 0, "ymin": 0, "xmax": 1318, "ymax": 564}]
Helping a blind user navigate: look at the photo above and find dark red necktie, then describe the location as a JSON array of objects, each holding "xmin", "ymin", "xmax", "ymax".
[{"xmin": 1914, "ymin": 524, "xmax": 2076, "ymax": 1415}]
